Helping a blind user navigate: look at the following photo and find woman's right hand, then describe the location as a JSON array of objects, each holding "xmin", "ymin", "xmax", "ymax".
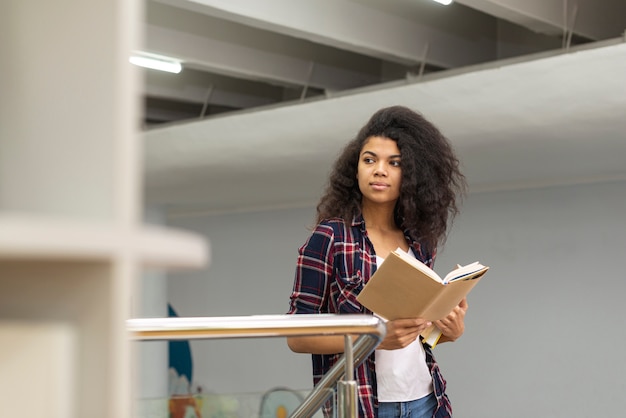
[{"xmin": 377, "ymin": 318, "xmax": 431, "ymax": 350}]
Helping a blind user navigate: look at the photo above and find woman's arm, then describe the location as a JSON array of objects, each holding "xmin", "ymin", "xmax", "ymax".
[
  {"xmin": 286, "ymin": 223, "xmax": 337, "ymax": 354},
  {"xmin": 287, "ymin": 335, "xmax": 351, "ymax": 354},
  {"xmin": 287, "ymin": 317, "xmax": 432, "ymax": 354}
]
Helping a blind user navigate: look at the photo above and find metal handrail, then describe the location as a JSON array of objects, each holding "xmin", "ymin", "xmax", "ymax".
[
  {"xmin": 292, "ymin": 333, "xmax": 375, "ymax": 418},
  {"xmin": 127, "ymin": 313, "xmax": 386, "ymax": 418}
]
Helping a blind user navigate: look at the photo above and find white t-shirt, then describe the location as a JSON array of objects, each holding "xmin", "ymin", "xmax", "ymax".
[{"xmin": 374, "ymin": 252, "xmax": 434, "ymax": 402}]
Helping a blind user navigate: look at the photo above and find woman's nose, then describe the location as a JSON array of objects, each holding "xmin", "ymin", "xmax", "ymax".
[{"xmin": 374, "ymin": 162, "xmax": 387, "ymax": 176}]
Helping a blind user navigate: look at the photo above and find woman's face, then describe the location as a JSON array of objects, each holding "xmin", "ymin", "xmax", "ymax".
[{"xmin": 356, "ymin": 136, "xmax": 402, "ymax": 207}]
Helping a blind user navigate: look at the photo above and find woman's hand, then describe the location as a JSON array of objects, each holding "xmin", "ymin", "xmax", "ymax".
[
  {"xmin": 377, "ymin": 318, "xmax": 432, "ymax": 350},
  {"xmin": 435, "ymin": 297, "xmax": 468, "ymax": 343}
]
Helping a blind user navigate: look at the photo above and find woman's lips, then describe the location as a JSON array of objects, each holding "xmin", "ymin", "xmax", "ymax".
[{"xmin": 370, "ymin": 182, "xmax": 389, "ymax": 191}]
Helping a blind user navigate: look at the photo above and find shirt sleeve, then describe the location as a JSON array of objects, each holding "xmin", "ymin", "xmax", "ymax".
[{"xmin": 287, "ymin": 223, "xmax": 335, "ymax": 315}]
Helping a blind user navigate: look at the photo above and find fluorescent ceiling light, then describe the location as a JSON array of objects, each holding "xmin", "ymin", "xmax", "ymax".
[
  {"xmin": 129, "ymin": 53, "xmax": 182, "ymax": 74},
  {"xmin": 431, "ymin": 0, "xmax": 453, "ymax": 5}
]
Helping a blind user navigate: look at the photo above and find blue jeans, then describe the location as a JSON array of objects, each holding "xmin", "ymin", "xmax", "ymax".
[{"xmin": 376, "ymin": 393, "xmax": 437, "ymax": 418}]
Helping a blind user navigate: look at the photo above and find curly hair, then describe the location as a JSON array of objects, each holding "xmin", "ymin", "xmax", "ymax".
[{"xmin": 316, "ymin": 105, "xmax": 467, "ymax": 249}]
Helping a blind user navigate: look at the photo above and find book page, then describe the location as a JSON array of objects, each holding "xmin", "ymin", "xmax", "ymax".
[{"xmin": 443, "ymin": 262, "xmax": 489, "ymax": 283}]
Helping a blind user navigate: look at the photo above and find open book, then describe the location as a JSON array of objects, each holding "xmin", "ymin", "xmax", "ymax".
[{"xmin": 356, "ymin": 248, "xmax": 489, "ymax": 346}]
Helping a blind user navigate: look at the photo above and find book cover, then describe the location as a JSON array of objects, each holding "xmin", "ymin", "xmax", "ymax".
[{"xmin": 357, "ymin": 248, "xmax": 488, "ymax": 321}]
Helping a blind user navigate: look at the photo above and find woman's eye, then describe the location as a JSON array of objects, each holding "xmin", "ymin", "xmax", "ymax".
[
  {"xmin": 390, "ymin": 160, "xmax": 401, "ymax": 167},
  {"xmin": 364, "ymin": 157, "xmax": 375, "ymax": 164}
]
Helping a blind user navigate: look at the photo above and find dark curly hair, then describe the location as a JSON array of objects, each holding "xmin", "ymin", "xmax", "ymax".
[{"xmin": 316, "ymin": 105, "xmax": 467, "ymax": 249}]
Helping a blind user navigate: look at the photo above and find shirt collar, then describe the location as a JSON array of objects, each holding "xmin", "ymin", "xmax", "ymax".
[{"xmin": 351, "ymin": 213, "xmax": 366, "ymax": 229}]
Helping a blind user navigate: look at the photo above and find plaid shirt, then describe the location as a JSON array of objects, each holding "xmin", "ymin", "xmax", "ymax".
[{"xmin": 288, "ymin": 215, "xmax": 453, "ymax": 418}]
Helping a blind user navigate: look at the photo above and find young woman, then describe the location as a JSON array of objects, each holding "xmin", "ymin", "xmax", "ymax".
[{"xmin": 287, "ymin": 106, "xmax": 468, "ymax": 418}]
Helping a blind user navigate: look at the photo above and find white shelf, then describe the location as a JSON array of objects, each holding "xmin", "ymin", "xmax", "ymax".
[
  {"xmin": 0, "ymin": 213, "xmax": 209, "ymax": 268},
  {"xmin": 137, "ymin": 223, "xmax": 210, "ymax": 269}
]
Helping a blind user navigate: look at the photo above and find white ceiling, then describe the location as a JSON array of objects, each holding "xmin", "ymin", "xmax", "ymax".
[{"xmin": 140, "ymin": 0, "xmax": 626, "ymax": 216}]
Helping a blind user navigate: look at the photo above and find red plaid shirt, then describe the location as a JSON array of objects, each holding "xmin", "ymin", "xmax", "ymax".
[{"xmin": 288, "ymin": 215, "xmax": 453, "ymax": 418}]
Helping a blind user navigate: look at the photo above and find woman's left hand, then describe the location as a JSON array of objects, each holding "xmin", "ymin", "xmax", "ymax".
[{"xmin": 435, "ymin": 297, "xmax": 468, "ymax": 342}]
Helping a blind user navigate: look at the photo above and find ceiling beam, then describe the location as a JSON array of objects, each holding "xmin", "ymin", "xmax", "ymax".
[
  {"xmin": 145, "ymin": 23, "xmax": 383, "ymax": 92},
  {"xmin": 455, "ymin": 0, "xmax": 626, "ymax": 40},
  {"xmin": 144, "ymin": 82, "xmax": 279, "ymax": 110},
  {"xmin": 151, "ymin": 0, "xmax": 497, "ymax": 69},
  {"xmin": 143, "ymin": 68, "xmax": 284, "ymax": 108}
]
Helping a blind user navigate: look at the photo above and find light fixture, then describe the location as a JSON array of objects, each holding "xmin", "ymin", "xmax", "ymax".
[
  {"xmin": 430, "ymin": 0, "xmax": 453, "ymax": 5},
  {"xmin": 129, "ymin": 52, "xmax": 182, "ymax": 74}
]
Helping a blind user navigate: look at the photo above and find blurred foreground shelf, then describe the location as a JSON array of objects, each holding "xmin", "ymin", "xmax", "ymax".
[
  {"xmin": 0, "ymin": 1, "xmax": 209, "ymax": 417},
  {"xmin": 0, "ymin": 214, "xmax": 209, "ymax": 268}
]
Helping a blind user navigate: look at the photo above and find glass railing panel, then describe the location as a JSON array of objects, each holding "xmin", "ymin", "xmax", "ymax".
[{"xmin": 135, "ymin": 388, "xmax": 330, "ymax": 418}]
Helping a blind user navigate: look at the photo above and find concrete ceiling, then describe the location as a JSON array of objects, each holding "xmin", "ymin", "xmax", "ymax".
[{"xmin": 140, "ymin": 0, "xmax": 626, "ymax": 216}]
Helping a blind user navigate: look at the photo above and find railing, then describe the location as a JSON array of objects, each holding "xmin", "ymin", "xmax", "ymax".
[{"xmin": 127, "ymin": 314, "xmax": 386, "ymax": 418}]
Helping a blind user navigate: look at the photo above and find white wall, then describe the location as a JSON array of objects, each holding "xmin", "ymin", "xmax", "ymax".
[
  {"xmin": 166, "ymin": 180, "xmax": 626, "ymax": 417},
  {"xmin": 166, "ymin": 207, "xmax": 317, "ymax": 394},
  {"xmin": 432, "ymin": 180, "xmax": 626, "ymax": 417}
]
